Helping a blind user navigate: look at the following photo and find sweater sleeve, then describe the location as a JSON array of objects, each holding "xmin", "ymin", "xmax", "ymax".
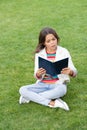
[
  {"xmin": 66, "ymin": 50, "xmax": 77, "ymax": 77},
  {"xmin": 34, "ymin": 53, "xmax": 43, "ymax": 80}
]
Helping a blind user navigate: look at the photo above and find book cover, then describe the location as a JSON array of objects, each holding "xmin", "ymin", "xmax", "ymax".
[{"xmin": 39, "ymin": 57, "xmax": 68, "ymax": 76}]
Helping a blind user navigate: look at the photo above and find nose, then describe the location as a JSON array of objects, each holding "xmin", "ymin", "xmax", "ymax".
[{"xmin": 50, "ymin": 40, "xmax": 54, "ymax": 44}]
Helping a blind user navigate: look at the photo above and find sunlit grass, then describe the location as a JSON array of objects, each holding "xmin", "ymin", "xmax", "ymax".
[{"xmin": 0, "ymin": 0, "xmax": 87, "ymax": 129}]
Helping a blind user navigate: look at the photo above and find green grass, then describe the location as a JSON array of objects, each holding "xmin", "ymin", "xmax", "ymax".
[{"xmin": 0, "ymin": 0, "xmax": 87, "ymax": 130}]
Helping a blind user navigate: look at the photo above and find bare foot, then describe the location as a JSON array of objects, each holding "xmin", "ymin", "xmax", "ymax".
[{"xmin": 48, "ymin": 100, "xmax": 55, "ymax": 106}]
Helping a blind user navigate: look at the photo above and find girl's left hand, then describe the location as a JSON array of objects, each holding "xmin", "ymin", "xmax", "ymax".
[{"xmin": 61, "ymin": 67, "xmax": 73, "ymax": 76}]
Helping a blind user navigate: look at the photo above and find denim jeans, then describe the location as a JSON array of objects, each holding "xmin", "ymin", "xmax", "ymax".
[{"xmin": 19, "ymin": 82, "xmax": 67, "ymax": 106}]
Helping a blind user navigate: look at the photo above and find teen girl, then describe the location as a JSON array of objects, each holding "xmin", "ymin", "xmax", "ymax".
[{"xmin": 19, "ymin": 27, "xmax": 77, "ymax": 111}]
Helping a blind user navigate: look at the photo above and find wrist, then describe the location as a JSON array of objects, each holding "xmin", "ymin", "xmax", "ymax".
[
  {"xmin": 36, "ymin": 73, "xmax": 42, "ymax": 79},
  {"xmin": 69, "ymin": 70, "xmax": 73, "ymax": 77}
]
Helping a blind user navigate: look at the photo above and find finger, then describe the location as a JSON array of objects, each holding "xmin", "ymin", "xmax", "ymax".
[
  {"xmin": 38, "ymin": 69, "xmax": 46, "ymax": 75},
  {"xmin": 39, "ymin": 68, "xmax": 46, "ymax": 71},
  {"xmin": 62, "ymin": 67, "xmax": 69, "ymax": 71}
]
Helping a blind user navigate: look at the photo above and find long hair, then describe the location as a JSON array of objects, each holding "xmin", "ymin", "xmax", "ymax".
[{"xmin": 35, "ymin": 27, "xmax": 60, "ymax": 53}]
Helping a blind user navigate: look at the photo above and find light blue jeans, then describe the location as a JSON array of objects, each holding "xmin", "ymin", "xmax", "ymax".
[{"xmin": 19, "ymin": 82, "xmax": 67, "ymax": 106}]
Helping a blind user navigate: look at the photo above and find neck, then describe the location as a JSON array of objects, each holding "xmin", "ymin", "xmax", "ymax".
[{"xmin": 45, "ymin": 48, "xmax": 57, "ymax": 54}]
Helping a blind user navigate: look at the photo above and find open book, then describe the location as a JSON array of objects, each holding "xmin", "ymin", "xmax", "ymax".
[{"xmin": 39, "ymin": 57, "xmax": 68, "ymax": 76}]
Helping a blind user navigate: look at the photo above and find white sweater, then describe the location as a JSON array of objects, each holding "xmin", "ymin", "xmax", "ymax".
[{"xmin": 34, "ymin": 46, "xmax": 77, "ymax": 81}]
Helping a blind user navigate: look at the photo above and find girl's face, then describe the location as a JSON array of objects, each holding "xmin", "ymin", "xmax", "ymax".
[{"xmin": 44, "ymin": 34, "xmax": 58, "ymax": 52}]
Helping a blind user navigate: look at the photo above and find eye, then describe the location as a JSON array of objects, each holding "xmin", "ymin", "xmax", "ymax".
[
  {"xmin": 46, "ymin": 40, "xmax": 50, "ymax": 43},
  {"xmin": 52, "ymin": 38, "xmax": 56, "ymax": 41}
]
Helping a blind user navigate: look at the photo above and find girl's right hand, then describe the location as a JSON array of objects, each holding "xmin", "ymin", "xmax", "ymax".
[{"xmin": 36, "ymin": 68, "xmax": 46, "ymax": 78}]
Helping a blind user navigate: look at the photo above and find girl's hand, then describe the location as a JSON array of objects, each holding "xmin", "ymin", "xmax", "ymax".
[
  {"xmin": 36, "ymin": 68, "xmax": 46, "ymax": 78},
  {"xmin": 61, "ymin": 67, "xmax": 73, "ymax": 76}
]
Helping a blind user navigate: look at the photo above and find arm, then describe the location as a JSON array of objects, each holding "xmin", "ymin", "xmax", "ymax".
[
  {"xmin": 61, "ymin": 50, "xmax": 77, "ymax": 77},
  {"xmin": 34, "ymin": 53, "xmax": 46, "ymax": 80},
  {"xmin": 61, "ymin": 67, "xmax": 76, "ymax": 77}
]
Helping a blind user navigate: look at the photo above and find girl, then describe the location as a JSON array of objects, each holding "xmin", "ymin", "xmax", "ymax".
[{"xmin": 19, "ymin": 27, "xmax": 77, "ymax": 111}]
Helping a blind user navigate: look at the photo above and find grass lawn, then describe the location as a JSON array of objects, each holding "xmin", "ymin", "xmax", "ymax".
[{"xmin": 0, "ymin": 0, "xmax": 87, "ymax": 130}]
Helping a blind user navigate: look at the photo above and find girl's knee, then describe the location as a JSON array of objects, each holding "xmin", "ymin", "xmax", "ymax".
[
  {"xmin": 56, "ymin": 84, "xmax": 67, "ymax": 96},
  {"xmin": 62, "ymin": 84, "xmax": 67, "ymax": 95},
  {"xmin": 19, "ymin": 86, "xmax": 25, "ymax": 95}
]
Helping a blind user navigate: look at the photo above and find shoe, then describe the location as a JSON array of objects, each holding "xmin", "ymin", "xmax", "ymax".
[
  {"xmin": 19, "ymin": 96, "xmax": 30, "ymax": 104},
  {"xmin": 48, "ymin": 98, "xmax": 69, "ymax": 111},
  {"xmin": 56, "ymin": 98, "xmax": 69, "ymax": 111}
]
